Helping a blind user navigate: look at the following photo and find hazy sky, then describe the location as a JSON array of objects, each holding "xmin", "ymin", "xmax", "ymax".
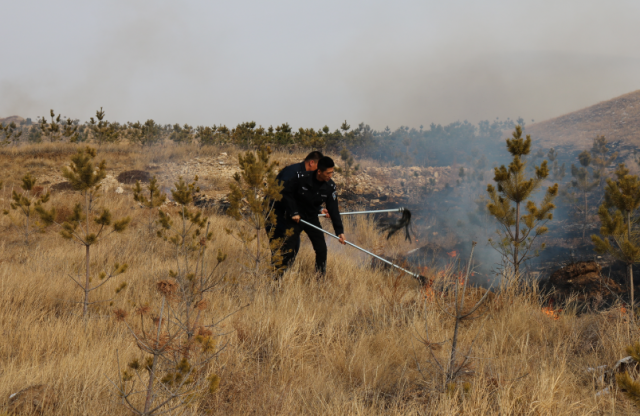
[{"xmin": 2, "ymin": 0, "xmax": 640, "ymax": 130}]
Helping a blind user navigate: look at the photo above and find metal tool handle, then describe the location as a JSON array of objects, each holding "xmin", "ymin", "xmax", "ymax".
[
  {"xmin": 319, "ymin": 207, "xmax": 404, "ymax": 217},
  {"xmin": 299, "ymin": 218, "xmax": 423, "ymax": 282}
]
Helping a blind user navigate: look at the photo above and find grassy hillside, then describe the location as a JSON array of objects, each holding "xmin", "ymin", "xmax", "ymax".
[
  {"xmin": 0, "ymin": 143, "xmax": 637, "ymax": 414},
  {"xmin": 527, "ymin": 90, "xmax": 640, "ymax": 149}
]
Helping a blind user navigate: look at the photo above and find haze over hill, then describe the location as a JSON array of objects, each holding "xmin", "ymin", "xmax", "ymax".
[{"xmin": 527, "ymin": 90, "xmax": 640, "ymax": 149}]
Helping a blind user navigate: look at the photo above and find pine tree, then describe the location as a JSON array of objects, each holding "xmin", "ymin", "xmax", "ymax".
[
  {"xmin": 335, "ymin": 147, "xmax": 360, "ymax": 190},
  {"xmin": 133, "ymin": 176, "xmax": 166, "ymax": 234},
  {"xmin": 226, "ymin": 147, "xmax": 283, "ymax": 277},
  {"xmin": 40, "ymin": 110, "xmax": 61, "ymax": 142},
  {"xmin": 4, "ymin": 173, "xmax": 52, "ymax": 245},
  {"xmin": 0, "ymin": 121, "xmax": 22, "ymax": 146},
  {"xmin": 547, "ymin": 148, "xmax": 566, "ymax": 181},
  {"xmin": 591, "ymin": 163, "xmax": 640, "ymax": 314},
  {"xmin": 38, "ymin": 146, "xmax": 130, "ymax": 317},
  {"xmin": 568, "ymin": 150, "xmax": 599, "ymax": 242},
  {"xmin": 591, "ymin": 135, "xmax": 618, "ymax": 186},
  {"xmin": 90, "ymin": 108, "xmax": 119, "ymax": 145},
  {"xmin": 486, "ymin": 126, "xmax": 558, "ymax": 276},
  {"xmin": 114, "ymin": 176, "xmax": 227, "ymax": 414}
]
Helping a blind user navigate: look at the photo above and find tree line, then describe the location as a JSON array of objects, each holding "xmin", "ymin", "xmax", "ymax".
[{"xmin": 1, "ymin": 109, "xmax": 527, "ymax": 166}]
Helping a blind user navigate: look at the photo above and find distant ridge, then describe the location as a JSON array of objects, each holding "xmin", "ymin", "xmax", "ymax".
[
  {"xmin": 526, "ymin": 90, "xmax": 640, "ymax": 149},
  {"xmin": 0, "ymin": 115, "xmax": 25, "ymax": 126}
]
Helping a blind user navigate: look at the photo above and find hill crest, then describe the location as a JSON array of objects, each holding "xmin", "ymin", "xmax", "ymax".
[{"xmin": 526, "ymin": 90, "xmax": 640, "ymax": 149}]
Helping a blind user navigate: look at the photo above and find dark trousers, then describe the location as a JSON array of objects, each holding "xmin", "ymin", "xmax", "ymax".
[{"xmin": 268, "ymin": 216, "xmax": 327, "ymax": 276}]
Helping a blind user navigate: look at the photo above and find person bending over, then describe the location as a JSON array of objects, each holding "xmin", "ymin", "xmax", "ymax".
[{"xmin": 280, "ymin": 156, "xmax": 345, "ymax": 276}]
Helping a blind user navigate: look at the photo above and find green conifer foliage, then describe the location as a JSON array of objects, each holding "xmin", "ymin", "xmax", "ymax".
[
  {"xmin": 591, "ymin": 163, "xmax": 640, "ymax": 313},
  {"xmin": 0, "ymin": 121, "xmax": 22, "ymax": 146},
  {"xmin": 335, "ymin": 147, "xmax": 360, "ymax": 190},
  {"xmin": 568, "ymin": 150, "xmax": 599, "ymax": 242},
  {"xmin": 128, "ymin": 119, "xmax": 163, "ymax": 146},
  {"xmin": 227, "ymin": 147, "xmax": 283, "ymax": 276},
  {"xmin": 40, "ymin": 110, "xmax": 61, "ymax": 142},
  {"xmin": 4, "ymin": 173, "xmax": 51, "ymax": 245},
  {"xmin": 89, "ymin": 108, "xmax": 119, "ymax": 145},
  {"xmin": 591, "ymin": 135, "xmax": 618, "ymax": 186},
  {"xmin": 615, "ymin": 343, "xmax": 640, "ymax": 407},
  {"xmin": 39, "ymin": 147, "xmax": 130, "ymax": 317},
  {"xmin": 547, "ymin": 147, "xmax": 566, "ymax": 181},
  {"xmin": 133, "ymin": 176, "xmax": 166, "ymax": 234},
  {"xmin": 115, "ymin": 177, "xmax": 226, "ymax": 414},
  {"xmin": 486, "ymin": 126, "xmax": 558, "ymax": 276}
]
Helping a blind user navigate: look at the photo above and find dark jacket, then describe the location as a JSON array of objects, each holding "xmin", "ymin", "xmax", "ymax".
[
  {"xmin": 282, "ymin": 171, "xmax": 344, "ymax": 235},
  {"xmin": 276, "ymin": 162, "xmax": 306, "ymax": 183},
  {"xmin": 273, "ymin": 162, "xmax": 307, "ymax": 216}
]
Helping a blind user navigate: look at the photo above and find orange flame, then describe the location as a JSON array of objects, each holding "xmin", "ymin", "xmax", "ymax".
[
  {"xmin": 621, "ymin": 306, "xmax": 628, "ymax": 315},
  {"xmin": 447, "ymin": 250, "xmax": 457, "ymax": 257},
  {"xmin": 541, "ymin": 307, "xmax": 560, "ymax": 320}
]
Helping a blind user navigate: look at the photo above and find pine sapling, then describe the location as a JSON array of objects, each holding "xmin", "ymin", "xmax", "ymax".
[
  {"xmin": 113, "ymin": 279, "xmax": 222, "ymax": 415},
  {"xmin": 568, "ymin": 150, "xmax": 599, "ymax": 242},
  {"xmin": 335, "ymin": 147, "xmax": 360, "ymax": 190},
  {"xmin": 487, "ymin": 125, "xmax": 558, "ymax": 277},
  {"xmin": 591, "ymin": 135, "xmax": 618, "ymax": 187},
  {"xmin": 38, "ymin": 146, "xmax": 131, "ymax": 317},
  {"xmin": 592, "ymin": 163, "xmax": 640, "ymax": 316},
  {"xmin": 3, "ymin": 173, "xmax": 52, "ymax": 245},
  {"xmin": 615, "ymin": 342, "xmax": 640, "ymax": 407},
  {"xmin": 226, "ymin": 147, "xmax": 283, "ymax": 277},
  {"xmin": 89, "ymin": 107, "xmax": 119, "ymax": 145},
  {"xmin": 40, "ymin": 109, "xmax": 62, "ymax": 142},
  {"xmin": 133, "ymin": 176, "xmax": 166, "ymax": 234},
  {"xmin": 112, "ymin": 176, "xmax": 228, "ymax": 415}
]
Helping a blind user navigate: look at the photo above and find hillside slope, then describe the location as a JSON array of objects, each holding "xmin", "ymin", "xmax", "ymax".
[{"xmin": 526, "ymin": 90, "xmax": 640, "ymax": 149}]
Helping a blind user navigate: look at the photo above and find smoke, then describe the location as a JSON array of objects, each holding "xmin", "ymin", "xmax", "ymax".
[{"xmin": 2, "ymin": 0, "xmax": 640, "ymax": 129}]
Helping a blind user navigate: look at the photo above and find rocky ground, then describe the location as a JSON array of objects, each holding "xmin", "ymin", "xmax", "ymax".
[{"xmin": 35, "ymin": 152, "xmax": 457, "ymax": 211}]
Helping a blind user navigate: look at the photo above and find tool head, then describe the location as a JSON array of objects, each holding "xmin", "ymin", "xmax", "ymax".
[{"xmin": 381, "ymin": 207, "xmax": 414, "ymax": 242}]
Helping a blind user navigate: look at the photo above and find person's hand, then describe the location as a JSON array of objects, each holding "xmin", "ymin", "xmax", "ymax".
[
  {"xmin": 321, "ymin": 209, "xmax": 330, "ymax": 219},
  {"xmin": 292, "ymin": 215, "xmax": 301, "ymax": 223},
  {"xmin": 338, "ymin": 234, "xmax": 346, "ymax": 245}
]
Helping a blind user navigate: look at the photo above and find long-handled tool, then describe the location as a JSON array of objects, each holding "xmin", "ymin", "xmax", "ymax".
[
  {"xmin": 319, "ymin": 207, "xmax": 407, "ymax": 216},
  {"xmin": 300, "ymin": 218, "xmax": 425, "ymax": 284},
  {"xmin": 319, "ymin": 207, "xmax": 414, "ymax": 242}
]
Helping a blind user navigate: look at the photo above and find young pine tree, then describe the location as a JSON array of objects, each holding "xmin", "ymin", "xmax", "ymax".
[
  {"xmin": 615, "ymin": 342, "xmax": 640, "ymax": 407},
  {"xmin": 114, "ymin": 278, "xmax": 222, "ymax": 415},
  {"xmin": 547, "ymin": 148, "xmax": 566, "ymax": 181},
  {"xmin": 591, "ymin": 163, "xmax": 640, "ymax": 314},
  {"xmin": 591, "ymin": 135, "xmax": 618, "ymax": 186},
  {"xmin": 133, "ymin": 176, "xmax": 166, "ymax": 234},
  {"xmin": 40, "ymin": 110, "xmax": 62, "ymax": 142},
  {"xmin": 115, "ymin": 176, "xmax": 226, "ymax": 414},
  {"xmin": 226, "ymin": 147, "xmax": 282, "ymax": 277},
  {"xmin": 335, "ymin": 147, "xmax": 360, "ymax": 190},
  {"xmin": 39, "ymin": 147, "xmax": 130, "ymax": 317},
  {"xmin": 486, "ymin": 126, "xmax": 558, "ymax": 276},
  {"xmin": 569, "ymin": 150, "xmax": 599, "ymax": 242},
  {"xmin": 4, "ymin": 173, "xmax": 51, "ymax": 245},
  {"xmin": 90, "ymin": 107, "xmax": 119, "ymax": 145}
]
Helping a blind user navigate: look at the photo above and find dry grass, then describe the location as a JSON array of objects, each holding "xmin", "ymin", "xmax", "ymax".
[{"xmin": 1, "ymin": 144, "xmax": 639, "ymax": 415}]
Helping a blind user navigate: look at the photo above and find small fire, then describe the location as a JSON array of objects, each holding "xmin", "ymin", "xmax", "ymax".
[
  {"xmin": 423, "ymin": 285, "xmax": 436, "ymax": 302},
  {"xmin": 447, "ymin": 250, "xmax": 457, "ymax": 257},
  {"xmin": 541, "ymin": 307, "xmax": 560, "ymax": 320},
  {"xmin": 621, "ymin": 305, "xmax": 628, "ymax": 315}
]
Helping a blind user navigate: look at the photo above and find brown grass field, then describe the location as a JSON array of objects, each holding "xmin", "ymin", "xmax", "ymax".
[{"xmin": 0, "ymin": 143, "xmax": 638, "ymax": 415}]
